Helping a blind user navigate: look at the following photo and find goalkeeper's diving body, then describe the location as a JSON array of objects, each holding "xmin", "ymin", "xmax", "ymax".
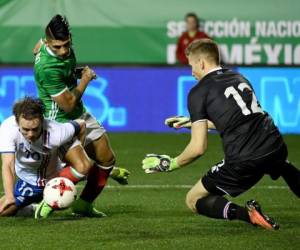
[
  {"xmin": 33, "ymin": 15, "xmax": 130, "ymax": 218},
  {"xmin": 142, "ymin": 39, "xmax": 300, "ymax": 230}
]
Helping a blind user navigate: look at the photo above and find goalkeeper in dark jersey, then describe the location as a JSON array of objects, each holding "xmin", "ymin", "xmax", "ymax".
[
  {"xmin": 142, "ymin": 39, "xmax": 300, "ymax": 230},
  {"xmin": 33, "ymin": 15, "xmax": 130, "ymax": 218}
]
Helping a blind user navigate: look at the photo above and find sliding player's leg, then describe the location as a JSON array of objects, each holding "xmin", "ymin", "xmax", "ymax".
[
  {"xmin": 72, "ymin": 133, "xmax": 114, "ymax": 217},
  {"xmin": 80, "ymin": 113, "xmax": 130, "ymax": 185},
  {"xmin": 186, "ymin": 159, "xmax": 279, "ymax": 230},
  {"xmin": 35, "ymin": 142, "xmax": 93, "ymax": 219},
  {"xmin": 0, "ymin": 179, "xmax": 44, "ymax": 218},
  {"xmin": 58, "ymin": 142, "xmax": 93, "ymax": 183},
  {"xmin": 71, "ymin": 113, "xmax": 129, "ymax": 217}
]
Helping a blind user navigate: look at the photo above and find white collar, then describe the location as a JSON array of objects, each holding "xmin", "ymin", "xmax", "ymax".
[
  {"xmin": 46, "ymin": 46, "xmax": 58, "ymax": 58},
  {"xmin": 46, "ymin": 45, "xmax": 71, "ymax": 59},
  {"xmin": 206, "ymin": 66, "xmax": 222, "ymax": 75}
]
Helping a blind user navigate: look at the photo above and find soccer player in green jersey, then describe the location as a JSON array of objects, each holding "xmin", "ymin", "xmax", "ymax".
[{"xmin": 33, "ymin": 15, "xmax": 130, "ymax": 217}]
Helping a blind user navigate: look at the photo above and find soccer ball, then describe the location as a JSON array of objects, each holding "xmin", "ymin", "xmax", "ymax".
[{"xmin": 43, "ymin": 177, "xmax": 77, "ymax": 209}]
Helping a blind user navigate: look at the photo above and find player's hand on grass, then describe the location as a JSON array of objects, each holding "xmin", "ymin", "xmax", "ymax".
[
  {"xmin": 0, "ymin": 196, "xmax": 15, "ymax": 213},
  {"xmin": 165, "ymin": 116, "xmax": 191, "ymax": 129},
  {"xmin": 81, "ymin": 66, "xmax": 97, "ymax": 82},
  {"xmin": 142, "ymin": 154, "xmax": 179, "ymax": 173}
]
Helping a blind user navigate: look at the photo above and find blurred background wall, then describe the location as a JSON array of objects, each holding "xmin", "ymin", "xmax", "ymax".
[{"xmin": 0, "ymin": 0, "xmax": 299, "ymax": 133}]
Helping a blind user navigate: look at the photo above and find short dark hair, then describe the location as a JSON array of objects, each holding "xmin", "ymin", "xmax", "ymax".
[
  {"xmin": 185, "ymin": 12, "xmax": 199, "ymax": 29},
  {"xmin": 13, "ymin": 97, "xmax": 45, "ymax": 123},
  {"xmin": 45, "ymin": 14, "xmax": 71, "ymax": 40},
  {"xmin": 185, "ymin": 38, "xmax": 220, "ymax": 65}
]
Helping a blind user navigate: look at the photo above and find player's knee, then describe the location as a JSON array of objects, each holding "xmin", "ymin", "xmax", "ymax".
[
  {"xmin": 96, "ymin": 150, "xmax": 116, "ymax": 167},
  {"xmin": 185, "ymin": 190, "xmax": 199, "ymax": 213},
  {"xmin": 75, "ymin": 159, "xmax": 93, "ymax": 175}
]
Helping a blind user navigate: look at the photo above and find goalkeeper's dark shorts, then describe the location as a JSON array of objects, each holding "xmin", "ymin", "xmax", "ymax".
[{"xmin": 201, "ymin": 144, "xmax": 288, "ymax": 197}]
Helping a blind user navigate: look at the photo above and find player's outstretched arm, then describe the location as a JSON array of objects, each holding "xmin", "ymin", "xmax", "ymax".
[
  {"xmin": 165, "ymin": 115, "xmax": 216, "ymax": 130},
  {"xmin": 142, "ymin": 121, "xmax": 208, "ymax": 173},
  {"xmin": 165, "ymin": 116, "xmax": 192, "ymax": 129},
  {"xmin": 176, "ymin": 120, "xmax": 208, "ymax": 166}
]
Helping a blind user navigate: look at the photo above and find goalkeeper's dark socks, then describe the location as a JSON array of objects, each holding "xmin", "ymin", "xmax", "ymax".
[
  {"xmin": 195, "ymin": 195, "xmax": 250, "ymax": 222},
  {"xmin": 227, "ymin": 203, "xmax": 250, "ymax": 222},
  {"xmin": 80, "ymin": 164, "xmax": 113, "ymax": 202}
]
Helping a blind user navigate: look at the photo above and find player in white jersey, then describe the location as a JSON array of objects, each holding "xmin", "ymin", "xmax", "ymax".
[{"xmin": 0, "ymin": 97, "xmax": 87, "ymax": 216}]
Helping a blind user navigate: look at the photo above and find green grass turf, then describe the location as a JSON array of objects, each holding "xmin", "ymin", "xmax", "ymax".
[{"xmin": 0, "ymin": 133, "xmax": 299, "ymax": 249}]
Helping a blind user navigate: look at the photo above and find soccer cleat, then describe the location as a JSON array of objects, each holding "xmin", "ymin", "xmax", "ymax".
[
  {"xmin": 110, "ymin": 167, "xmax": 130, "ymax": 185},
  {"xmin": 34, "ymin": 200, "xmax": 54, "ymax": 219},
  {"xmin": 71, "ymin": 198, "xmax": 107, "ymax": 218},
  {"xmin": 246, "ymin": 200, "xmax": 279, "ymax": 230}
]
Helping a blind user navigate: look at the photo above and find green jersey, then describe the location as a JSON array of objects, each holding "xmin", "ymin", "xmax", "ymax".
[{"xmin": 34, "ymin": 42, "xmax": 86, "ymax": 122}]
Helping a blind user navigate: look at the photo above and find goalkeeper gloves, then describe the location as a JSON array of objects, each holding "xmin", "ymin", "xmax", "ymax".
[
  {"xmin": 165, "ymin": 116, "xmax": 191, "ymax": 129},
  {"xmin": 142, "ymin": 154, "xmax": 179, "ymax": 173}
]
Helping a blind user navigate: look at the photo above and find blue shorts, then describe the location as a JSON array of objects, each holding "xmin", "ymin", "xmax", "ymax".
[{"xmin": 14, "ymin": 179, "xmax": 44, "ymax": 208}]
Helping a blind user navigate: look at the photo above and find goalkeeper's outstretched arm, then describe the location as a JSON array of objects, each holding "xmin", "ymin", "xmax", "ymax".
[
  {"xmin": 176, "ymin": 120, "xmax": 208, "ymax": 167},
  {"xmin": 165, "ymin": 116, "xmax": 216, "ymax": 130},
  {"xmin": 142, "ymin": 120, "xmax": 208, "ymax": 173}
]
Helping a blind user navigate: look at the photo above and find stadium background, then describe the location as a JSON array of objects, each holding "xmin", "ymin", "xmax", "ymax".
[
  {"xmin": 0, "ymin": 0, "xmax": 299, "ymax": 134},
  {"xmin": 0, "ymin": 0, "xmax": 299, "ymax": 249}
]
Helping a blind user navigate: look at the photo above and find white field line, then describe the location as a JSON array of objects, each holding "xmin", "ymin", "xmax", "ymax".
[
  {"xmin": 76, "ymin": 184, "xmax": 289, "ymax": 190},
  {"xmin": 0, "ymin": 185, "xmax": 288, "ymax": 195}
]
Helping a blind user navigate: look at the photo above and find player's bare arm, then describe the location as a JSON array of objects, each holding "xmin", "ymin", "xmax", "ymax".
[
  {"xmin": 176, "ymin": 121, "xmax": 208, "ymax": 166},
  {"xmin": 165, "ymin": 116, "xmax": 216, "ymax": 130},
  {"xmin": 0, "ymin": 153, "xmax": 17, "ymax": 215},
  {"xmin": 52, "ymin": 66, "xmax": 96, "ymax": 113}
]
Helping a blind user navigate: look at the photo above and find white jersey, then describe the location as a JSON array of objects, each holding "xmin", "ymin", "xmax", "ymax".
[{"xmin": 0, "ymin": 116, "xmax": 77, "ymax": 187}]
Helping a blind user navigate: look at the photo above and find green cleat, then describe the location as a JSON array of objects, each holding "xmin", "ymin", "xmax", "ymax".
[
  {"xmin": 34, "ymin": 200, "xmax": 54, "ymax": 219},
  {"xmin": 110, "ymin": 167, "xmax": 130, "ymax": 185},
  {"xmin": 71, "ymin": 198, "xmax": 106, "ymax": 218}
]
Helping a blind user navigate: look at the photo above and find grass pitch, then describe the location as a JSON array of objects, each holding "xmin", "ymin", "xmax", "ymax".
[{"xmin": 0, "ymin": 133, "xmax": 299, "ymax": 250}]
